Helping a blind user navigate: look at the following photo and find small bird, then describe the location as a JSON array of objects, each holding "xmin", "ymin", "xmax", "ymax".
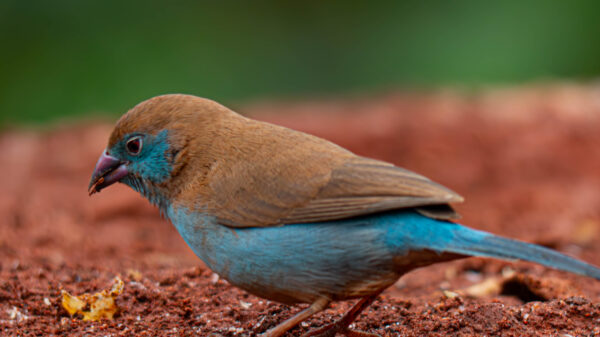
[{"xmin": 89, "ymin": 94, "xmax": 600, "ymax": 337}]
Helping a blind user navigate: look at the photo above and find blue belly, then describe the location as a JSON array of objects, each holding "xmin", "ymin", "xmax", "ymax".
[{"xmin": 168, "ymin": 207, "xmax": 463, "ymax": 304}]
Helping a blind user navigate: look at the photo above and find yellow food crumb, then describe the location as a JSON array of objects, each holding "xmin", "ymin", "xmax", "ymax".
[{"xmin": 61, "ymin": 276, "xmax": 124, "ymax": 321}]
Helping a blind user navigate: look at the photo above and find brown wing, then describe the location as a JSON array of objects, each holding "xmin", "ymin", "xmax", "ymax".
[
  {"xmin": 280, "ymin": 156, "xmax": 463, "ymax": 224},
  {"xmin": 207, "ymin": 148, "xmax": 463, "ymax": 227},
  {"xmin": 184, "ymin": 117, "xmax": 463, "ymax": 228}
]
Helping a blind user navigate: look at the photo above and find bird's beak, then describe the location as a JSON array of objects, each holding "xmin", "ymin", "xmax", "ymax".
[{"xmin": 88, "ymin": 150, "xmax": 128, "ymax": 196}]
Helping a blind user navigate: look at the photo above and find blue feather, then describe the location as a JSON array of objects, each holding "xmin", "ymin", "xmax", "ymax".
[
  {"xmin": 168, "ymin": 206, "xmax": 600, "ymax": 305},
  {"xmin": 111, "ymin": 130, "xmax": 173, "ymax": 213}
]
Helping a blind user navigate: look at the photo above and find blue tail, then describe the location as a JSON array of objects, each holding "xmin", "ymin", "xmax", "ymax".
[{"xmin": 438, "ymin": 223, "xmax": 600, "ymax": 280}]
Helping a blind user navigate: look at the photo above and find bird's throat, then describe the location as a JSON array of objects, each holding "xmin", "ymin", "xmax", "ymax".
[{"xmin": 123, "ymin": 175, "xmax": 170, "ymax": 216}]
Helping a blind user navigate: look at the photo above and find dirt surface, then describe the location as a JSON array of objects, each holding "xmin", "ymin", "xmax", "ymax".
[{"xmin": 2, "ymin": 84, "xmax": 600, "ymax": 336}]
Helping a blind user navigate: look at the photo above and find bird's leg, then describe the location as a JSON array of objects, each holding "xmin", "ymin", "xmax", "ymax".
[
  {"xmin": 260, "ymin": 297, "xmax": 330, "ymax": 337},
  {"xmin": 301, "ymin": 290, "xmax": 384, "ymax": 337}
]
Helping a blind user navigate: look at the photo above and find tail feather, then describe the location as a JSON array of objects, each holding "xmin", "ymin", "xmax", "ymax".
[{"xmin": 445, "ymin": 225, "xmax": 600, "ymax": 280}]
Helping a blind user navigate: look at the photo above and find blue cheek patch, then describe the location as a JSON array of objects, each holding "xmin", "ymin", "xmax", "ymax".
[
  {"xmin": 111, "ymin": 130, "xmax": 173, "ymax": 184},
  {"xmin": 132, "ymin": 130, "xmax": 172, "ymax": 183}
]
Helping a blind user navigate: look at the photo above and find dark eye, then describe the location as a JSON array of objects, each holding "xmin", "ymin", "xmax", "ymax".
[{"xmin": 126, "ymin": 136, "xmax": 142, "ymax": 155}]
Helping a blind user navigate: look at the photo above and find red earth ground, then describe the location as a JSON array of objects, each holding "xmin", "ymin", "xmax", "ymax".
[{"xmin": 1, "ymin": 84, "xmax": 600, "ymax": 336}]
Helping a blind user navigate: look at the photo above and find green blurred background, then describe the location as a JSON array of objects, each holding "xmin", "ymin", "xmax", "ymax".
[{"xmin": 2, "ymin": 0, "xmax": 600, "ymax": 126}]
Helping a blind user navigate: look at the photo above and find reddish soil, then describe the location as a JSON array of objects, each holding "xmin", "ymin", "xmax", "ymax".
[{"xmin": 2, "ymin": 84, "xmax": 600, "ymax": 336}]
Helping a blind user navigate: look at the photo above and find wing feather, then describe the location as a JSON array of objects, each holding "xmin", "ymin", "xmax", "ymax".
[
  {"xmin": 278, "ymin": 157, "xmax": 463, "ymax": 224},
  {"xmin": 214, "ymin": 155, "xmax": 463, "ymax": 227},
  {"xmin": 193, "ymin": 118, "xmax": 464, "ymax": 228}
]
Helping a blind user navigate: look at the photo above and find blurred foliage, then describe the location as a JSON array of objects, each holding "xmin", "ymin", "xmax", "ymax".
[{"xmin": 1, "ymin": 0, "xmax": 600, "ymax": 125}]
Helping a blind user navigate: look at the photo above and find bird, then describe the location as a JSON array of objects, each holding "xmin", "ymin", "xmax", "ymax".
[{"xmin": 89, "ymin": 94, "xmax": 600, "ymax": 337}]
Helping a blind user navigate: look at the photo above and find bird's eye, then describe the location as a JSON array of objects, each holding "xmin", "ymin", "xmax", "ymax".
[{"xmin": 126, "ymin": 136, "xmax": 143, "ymax": 155}]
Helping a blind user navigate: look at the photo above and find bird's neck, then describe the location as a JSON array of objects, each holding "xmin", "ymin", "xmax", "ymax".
[{"xmin": 122, "ymin": 176, "xmax": 170, "ymax": 215}]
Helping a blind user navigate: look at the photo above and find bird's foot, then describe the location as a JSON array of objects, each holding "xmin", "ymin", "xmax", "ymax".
[{"xmin": 301, "ymin": 322, "xmax": 380, "ymax": 337}]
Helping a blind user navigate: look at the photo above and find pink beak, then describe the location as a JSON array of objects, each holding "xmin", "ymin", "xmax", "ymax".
[{"xmin": 88, "ymin": 150, "xmax": 128, "ymax": 195}]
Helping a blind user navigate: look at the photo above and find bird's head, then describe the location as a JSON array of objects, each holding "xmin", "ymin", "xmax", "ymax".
[{"xmin": 88, "ymin": 94, "xmax": 234, "ymax": 207}]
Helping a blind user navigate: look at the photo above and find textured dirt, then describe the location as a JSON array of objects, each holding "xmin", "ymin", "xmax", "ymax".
[{"xmin": 1, "ymin": 84, "xmax": 600, "ymax": 336}]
